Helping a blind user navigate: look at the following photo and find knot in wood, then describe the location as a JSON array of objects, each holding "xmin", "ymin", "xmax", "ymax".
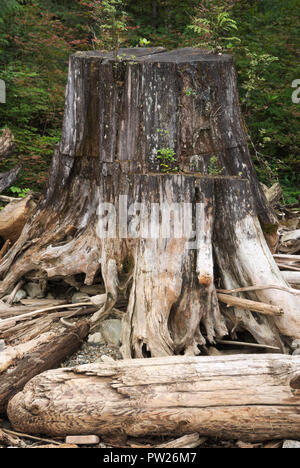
[{"xmin": 199, "ymin": 273, "xmax": 212, "ymax": 287}]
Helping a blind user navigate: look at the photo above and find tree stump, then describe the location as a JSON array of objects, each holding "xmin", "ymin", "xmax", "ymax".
[{"xmin": 0, "ymin": 48, "xmax": 298, "ymax": 356}]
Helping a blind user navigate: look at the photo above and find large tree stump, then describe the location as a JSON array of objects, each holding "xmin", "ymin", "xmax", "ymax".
[
  {"xmin": 7, "ymin": 354, "xmax": 300, "ymax": 441},
  {"xmin": 0, "ymin": 48, "xmax": 298, "ymax": 356}
]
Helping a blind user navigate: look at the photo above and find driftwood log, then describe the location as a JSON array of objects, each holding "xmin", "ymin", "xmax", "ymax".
[
  {"xmin": 7, "ymin": 354, "xmax": 300, "ymax": 441},
  {"xmin": 0, "ymin": 48, "xmax": 298, "ymax": 357},
  {"xmin": 0, "ymin": 195, "xmax": 37, "ymax": 244},
  {"xmin": 0, "ymin": 319, "xmax": 89, "ymax": 414},
  {"xmin": 0, "ymin": 128, "xmax": 21, "ymax": 193}
]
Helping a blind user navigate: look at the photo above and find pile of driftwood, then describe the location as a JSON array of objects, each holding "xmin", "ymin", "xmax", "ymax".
[
  {"xmin": 1, "ymin": 260, "xmax": 300, "ymax": 447},
  {"xmin": 0, "ymin": 138, "xmax": 300, "ymax": 447},
  {"xmin": 262, "ymin": 181, "xmax": 300, "ymax": 286}
]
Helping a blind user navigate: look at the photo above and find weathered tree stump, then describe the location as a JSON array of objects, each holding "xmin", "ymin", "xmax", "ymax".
[
  {"xmin": 7, "ymin": 354, "xmax": 300, "ymax": 441},
  {"xmin": 0, "ymin": 48, "xmax": 298, "ymax": 356}
]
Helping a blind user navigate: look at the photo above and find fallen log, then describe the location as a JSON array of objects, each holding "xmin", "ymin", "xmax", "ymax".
[
  {"xmin": 216, "ymin": 293, "xmax": 284, "ymax": 316},
  {"xmin": 274, "ymin": 254, "xmax": 300, "ymax": 262},
  {"xmin": 0, "ymin": 319, "xmax": 89, "ymax": 414},
  {"xmin": 0, "ymin": 301, "xmax": 96, "ymax": 330},
  {"xmin": 7, "ymin": 354, "xmax": 300, "ymax": 441},
  {"xmin": 279, "ymin": 230, "xmax": 300, "ymax": 254},
  {"xmin": 0, "ymin": 331, "xmax": 55, "ymax": 373},
  {"xmin": 0, "ymin": 299, "xmax": 66, "ymax": 319},
  {"xmin": 282, "ymin": 271, "xmax": 300, "ymax": 286},
  {"xmin": 262, "ymin": 182, "xmax": 283, "ymax": 206},
  {"xmin": 0, "ymin": 195, "xmax": 37, "ymax": 244}
]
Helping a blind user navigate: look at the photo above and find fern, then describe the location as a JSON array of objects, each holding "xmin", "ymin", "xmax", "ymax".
[{"xmin": 1, "ymin": 0, "xmax": 22, "ymax": 17}]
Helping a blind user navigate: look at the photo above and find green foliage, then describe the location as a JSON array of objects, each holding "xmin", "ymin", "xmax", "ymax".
[
  {"xmin": 10, "ymin": 186, "xmax": 30, "ymax": 198},
  {"xmin": 232, "ymin": 0, "xmax": 300, "ymax": 196},
  {"xmin": 79, "ymin": 0, "xmax": 130, "ymax": 53},
  {"xmin": 0, "ymin": 1, "xmax": 88, "ymax": 191},
  {"xmin": 186, "ymin": 0, "xmax": 241, "ymax": 51},
  {"xmin": 0, "ymin": 0, "xmax": 298, "ymax": 202},
  {"xmin": 185, "ymin": 88, "xmax": 197, "ymax": 97},
  {"xmin": 157, "ymin": 147, "xmax": 179, "ymax": 173},
  {"xmin": 208, "ymin": 156, "xmax": 224, "ymax": 175}
]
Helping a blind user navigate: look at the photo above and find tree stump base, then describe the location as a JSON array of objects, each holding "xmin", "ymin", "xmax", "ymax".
[{"xmin": 0, "ymin": 48, "xmax": 298, "ymax": 356}]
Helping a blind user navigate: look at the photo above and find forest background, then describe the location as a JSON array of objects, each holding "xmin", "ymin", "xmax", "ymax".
[{"xmin": 0, "ymin": 0, "xmax": 299, "ymax": 202}]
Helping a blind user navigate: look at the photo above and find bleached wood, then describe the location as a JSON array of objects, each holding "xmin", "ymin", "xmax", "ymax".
[
  {"xmin": 7, "ymin": 354, "xmax": 300, "ymax": 442},
  {"xmin": 218, "ymin": 284, "xmax": 300, "ymax": 296},
  {"xmin": 282, "ymin": 271, "xmax": 300, "ymax": 285},
  {"xmin": 0, "ymin": 195, "xmax": 36, "ymax": 243},
  {"xmin": 217, "ymin": 293, "xmax": 284, "ymax": 316},
  {"xmin": 0, "ymin": 331, "xmax": 54, "ymax": 373},
  {"xmin": 0, "ymin": 302, "xmax": 94, "ymax": 331},
  {"xmin": 0, "ymin": 320, "xmax": 89, "ymax": 413}
]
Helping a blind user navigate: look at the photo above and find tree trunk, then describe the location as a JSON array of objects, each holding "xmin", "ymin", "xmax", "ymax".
[
  {"xmin": 7, "ymin": 354, "xmax": 300, "ymax": 442},
  {"xmin": 0, "ymin": 320, "xmax": 89, "ymax": 414},
  {"xmin": 0, "ymin": 48, "xmax": 297, "ymax": 357}
]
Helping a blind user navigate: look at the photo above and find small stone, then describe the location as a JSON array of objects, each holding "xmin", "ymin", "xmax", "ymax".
[
  {"xmin": 13, "ymin": 289, "xmax": 27, "ymax": 303},
  {"xmin": 100, "ymin": 355, "xmax": 115, "ymax": 363},
  {"xmin": 100, "ymin": 319, "xmax": 122, "ymax": 346},
  {"xmin": 207, "ymin": 347, "xmax": 223, "ymax": 356},
  {"xmin": 90, "ymin": 294, "xmax": 107, "ymax": 306},
  {"xmin": 25, "ymin": 282, "xmax": 45, "ymax": 299},
  {"xmin": 282, "ymin": 440, "xmax": 300, "ymax": 449},
  {"xmin": 65, "ymin": 435, "xmax": 99, "ymax": 445},
  {"xmin": 34, "ymin": 444, "xmax": 78, "ymax": 449},
  {"xmin": 88, "ymin": 332, "xmax": 104, "ymax": 345},
  {"xmin": 291, "ymin": 339, "xmax": 300, "ymax": 350},
  {"xmin": 80, "ymin": 285, "xmax": 104, "ymax": 295},
  {"xmin": 71, "ymin": 292, "xmax": 90, "ymax": 304}
]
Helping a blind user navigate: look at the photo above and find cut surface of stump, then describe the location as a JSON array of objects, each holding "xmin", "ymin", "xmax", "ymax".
[{"xmin": 0, "ymin": 48, "xmax": 298, "ymax": 357}]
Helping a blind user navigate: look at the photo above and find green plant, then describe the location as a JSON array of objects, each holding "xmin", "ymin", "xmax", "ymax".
[
  {"xmin": 139, "ymin": 37, "xmax": 150, "ymax": 46},
  {"xmin": 10, "ymin": 186, "xmax": 31, "ymax": 198},
  {"xmin": 157, "ymin": 147, "xmax": 179, "ymax": 173},
  {"xmin": 186, "ymin": 0, "xmax": 241, "ymax": 51},
  {"xmin": 208, "ymin": 156, "xmax": 224, "ymax": 175},
  {"xmin": 240, "ymin": 48, "xmax": 279, "ymax": 106},
  {"xmin": 185, "ymin": 88, "xmax": 197, "ymax": 97},
  {"xmin": 80, "ymin": 0, "xmax": 129, "ymax": 56}
]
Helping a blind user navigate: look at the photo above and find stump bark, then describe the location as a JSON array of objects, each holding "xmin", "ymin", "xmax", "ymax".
[
  {"xmin": 0, "ymin": 48, "xmax": 298, "ymax": 357},
  {"xmin": 7, "ymin": 354, "xmax": 300, "ymax": 442}
]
